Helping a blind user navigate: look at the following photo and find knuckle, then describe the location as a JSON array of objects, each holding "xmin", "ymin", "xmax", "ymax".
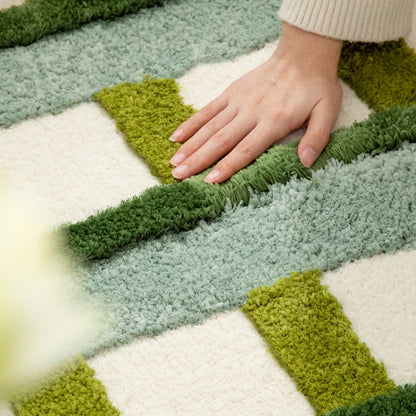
[
  {"xmin": 190, "ymin": 153, "xmax": 210, "ymax": 170},
  {"xmin": 211, "ymin": 130, "xmax": 230, "ymax": 149},
  {"xmin": 204, "ymin": 119, "xmax": 223, "ymax": 136},
  {"xmin": 217, "ymin": 158, "xmax": 237, "ymax": 174},
  {"xmin": 256, "ymin": 122, "xmax": 275, "ymax": 138},
  {"xmin": 269, "ymin": 108, "xmax": 287, "ymax": 124},
  {"xmin": 181, "ymin": 115, "xmax": 201, "ymax": 134},
  {"xmin": 309, "ymin": 126, "xmax": 327, "ymax": 140},
  {"xmin": 237, "ymin": 142, "xmax": 253, "ymax": 159},
  {"xmin": 226, "ymin": 80, "xmax": 238, "ymax": 93},
  {"xmin": 199, "ymin": 104, "xmax": 215, "ymax": 119}
]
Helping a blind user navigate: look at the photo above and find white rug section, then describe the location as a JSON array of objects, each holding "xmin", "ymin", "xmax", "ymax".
[
  {"xmin": 0, "ymin": 404, "xmax": 13, "ymax": 416},
  {"xmin": 405, "ymin": 2, "xmax": 416, "ymax": 48},
  {"xmin": 322, "ymin": 248, "xmax": 416, "ymax": 386},
  {"xmin": 0, "ymin": 103, "xmax": 161, "ymax": 226},
  {"xmin": 89, "ymin": 310, "xmax": 314, "ymax": 416},
  {"xmin": 0, "ymin": 0, "xmax": 24, "ymax": 9}
]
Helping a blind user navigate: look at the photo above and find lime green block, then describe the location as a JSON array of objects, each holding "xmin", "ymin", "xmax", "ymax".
[
  {"xmin": 95, "ymin": 77, "xmax": 196, "ymax": 184},
  {"xmin": 242, "ymin": 270, "xmax": 396, "ymax": 415},
  {"xmin": 339, "ymin": 39, "xmax": 416, "ymax": 111},
  {"xmin": 13, "ymin": 359, "xmax": 120, "ymax": 416}
]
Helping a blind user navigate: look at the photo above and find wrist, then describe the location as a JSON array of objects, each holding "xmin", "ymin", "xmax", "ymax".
[{"xmin": 272, "ymin": 22, "xmax": 342, "ymax": 77}]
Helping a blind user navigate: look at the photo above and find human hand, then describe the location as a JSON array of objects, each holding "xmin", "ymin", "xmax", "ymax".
[{"xmin": 170, "ymin": 23, "xmax": 343, "ymax": 183}]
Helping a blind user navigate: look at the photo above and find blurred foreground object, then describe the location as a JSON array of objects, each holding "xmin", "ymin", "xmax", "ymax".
[{"xmin": 0, "ymin": 182, "xmax": 102, "ymax": 401}]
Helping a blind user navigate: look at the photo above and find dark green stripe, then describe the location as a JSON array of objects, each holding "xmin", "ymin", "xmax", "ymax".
[
  {"xmin": 0, "ymin": 0, "xmax": 165, "ymax": 49},
  {"xmin": 325, "ymin": 384, "xmax": 416, "ymax": 416},
  {"xmin": 241, "ymin": 270, "xmax": 396, "ymax": 415},
  {"xmin": 13, "ymin": 359, "xmax": 119, "ymax": 416},
  {"xmin": 95, "ymin": 77, "xmax": 196, "ymax": 184},
  {"xmin": 339, "ymin": 39, "xmax": 416, "ymax": 111},
  {"xmin": 61, "ymin": 103, "xmax": 416, "ymax": 260}
]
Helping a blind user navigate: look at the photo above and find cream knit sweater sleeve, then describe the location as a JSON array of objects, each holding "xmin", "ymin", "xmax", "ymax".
[{"xmin": 278, "ymin": 0, "xmax": 415, "ymax": 42}]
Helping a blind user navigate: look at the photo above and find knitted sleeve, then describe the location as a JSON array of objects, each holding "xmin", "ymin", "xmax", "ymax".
[{"xmin": 278, "ymin": 0, "xmax": 415, "ymax": 42}]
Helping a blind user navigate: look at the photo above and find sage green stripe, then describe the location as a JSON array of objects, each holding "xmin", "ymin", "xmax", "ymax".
[
  {"xmin": 0, "ymin": 0, "xmax": 165, "ymax": 49},
  {"xmin": 241, "ymin": 270, "xmax": 396, "ymax": 415},
  {"xmin": 325, "ymin": 384, "xmax": 416, "ymax": 416},
  {"xmin": 95, "ymin": 77, "xmax": 196, "ymax": 184},
  {"xmin": 339, "ymin": 39, "xmax": 416, "ymax": 111},
  {"xmin": 13, "ymin": 359, "xmax": 120, "ymax": 416},
  {"xmin": 62, "ymin": 103, "xmax": 416, "ymax": 260},
  {"xmin": 0, "ymin": 0, "xmax": 282, "ymax": 126},
  {"xmin": 73, "ymin": 142, "xmax": 416, "ymax": 353}
]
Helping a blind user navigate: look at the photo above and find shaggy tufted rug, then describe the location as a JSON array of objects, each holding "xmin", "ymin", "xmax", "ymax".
[{"xmin": 0, "ymin": 0, "xmax": 415, "ymax": 415}]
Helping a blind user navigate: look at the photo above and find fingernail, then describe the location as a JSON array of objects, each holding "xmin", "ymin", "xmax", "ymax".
[
  {"xmin": 204, "ymin": 169, "xmax": 220, "ymax": 183},
  {"xmin": 170, "ymin": 152, "xmax": 186, "ymax": 166},
  {"xmin": 300, "ymin": 147, "xmax": 317, "ymax": 168},
  {"xmin": 169, "ymin": 128, "xmax": 183, "ymax": 142},
  {"xmin": 172, "ymin": 164, "xmax": 190, "ymax": 179}
]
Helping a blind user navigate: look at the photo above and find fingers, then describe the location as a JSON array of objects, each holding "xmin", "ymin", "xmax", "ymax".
[
  {"xmin": 298, "ymin": 98, "xmax": 341, "ymax": 168},
  {"xmin": 171, "ymin": 114, "xmax": 255, "ymax": 180},
  {"xmin": 169, "ymin": 96, "xmax": 228, "ymax": 143},
  {"xmin": 204, "ymin": 123, "xmax": 283, "ymax": 183},
  {"xmin": 170, "ymin": 107, "xmax": 238, "ymax": 166}
]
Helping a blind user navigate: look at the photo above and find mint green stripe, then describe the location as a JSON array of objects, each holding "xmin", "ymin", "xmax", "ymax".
[
  {"xmin": 325, "ymin": 384, "xmax": 416, "ymax": 416},
  {"xmin": 0, "ymin": 0, "xmax": 165, "ymax": 49},
  {"xmin": 79, "ymin": 142, "xmax": 416, "ymax": 356},
  {"xmin": 242, "ymin": 270, "xmax": 395, "ymax": 415},
  {"xmin": 64, "ymin": 105, "xmax": 416, "ymax": 261},
  {"xmin": 0, "ymin": 0, "xmax": 282, "ymax": 126}
]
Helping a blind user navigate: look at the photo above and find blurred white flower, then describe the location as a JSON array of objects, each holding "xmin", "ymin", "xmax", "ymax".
[{"xmin": 0, "ymin": 182, "xmax": 102, "ymax": 399}]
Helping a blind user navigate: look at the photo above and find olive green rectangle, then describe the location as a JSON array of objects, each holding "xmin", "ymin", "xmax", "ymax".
[
  {"xmin": 13, "ymin": 359, "xmax": 119, "ymax": 416},
  {"xmin": 242, "ymin": 270, "xmax": 396, "ymax": 415}
]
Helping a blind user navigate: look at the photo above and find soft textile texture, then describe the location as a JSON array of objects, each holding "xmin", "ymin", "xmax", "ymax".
[
  {"xmin": 242, "ymin": 270, "xmax": 395, "ymax": 415},
  {"xmin": 321, "ymin": 250, "xmax": 416, "ymax": 386},
  {"xmin": 0, "ymin": 42, "xmax": 369, "ymax": 228},
  {"xmin": 86, "ymin": 248, "xmax": 416, "ymax": 415},
  {"xmin": 0, "ymin": 0, "xmax": 166, "ymax": 48},
  {"xmin": 339, "ymin": 39, "xmax": 416, "ymax": 110},
  {"xmin": 77, "ymin": 143, "xmax": 416, "ymax": 353},
  {"xmin": 325, "ymin": 385, "xmax": 416, "ymax": 416},
  {"xmin": 89, "ymin": 310, "xmax": 316, "ymax": 416},
  {"xmin": 1, "ymin": 1, "xmax": 416, "ymax": 415},
  {"xmin": 95, "ymin": 78, "xmax": 195, "ymax": 184},
  {"xmin": 0, "ymin": 0, "xmax": 282, "ymax": 126},
  {"xmin": 13, "ymin": 360, "xmax": 119, "ymax": 416},
  {"xmin": 63, "ymin": 104, "xmax": 416, "ymax": 260}
]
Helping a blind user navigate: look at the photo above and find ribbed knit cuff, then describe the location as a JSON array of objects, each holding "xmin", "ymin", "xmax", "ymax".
[{"xmin": 278, "ymin": 0, "xmax": 414, "ymax": 42}]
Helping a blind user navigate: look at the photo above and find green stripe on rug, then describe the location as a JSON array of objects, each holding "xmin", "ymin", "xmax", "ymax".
[
  {"xmin": 95, "ymin": 77, "xmax": 196, "ymax": 184},
  {"xmin": 339, "ymin": 39, "xmax": 416, "ymax": 110},
  {"xmin": 0, "ymin": 0, "xmax": 165, "ymax": 49},
  {"xmin": 63, "ymin": 104, "xmax": 416, "ymax": 260},
  {"xmin": 325, "ymin": 384, "xmax": 416, "ymax": 416},
  {"xmin": 241, "ymin": 270, "xmax": 396, "ymax": 415},
  {"xmin": 0, "ymin": 0, "xmax": 282, "ymax": 126},
  {"xmin": 77, "ymin": 142, "xmax": 416, "ymax": 354},
  {"xmin": 13, "ymin": 359, "xmax": 119, "ymax": 416}
]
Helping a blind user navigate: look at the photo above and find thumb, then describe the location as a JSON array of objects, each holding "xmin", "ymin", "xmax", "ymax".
[{"xmin": 298, "ymin": 99, "xmax": 339, "ymax": 168}]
